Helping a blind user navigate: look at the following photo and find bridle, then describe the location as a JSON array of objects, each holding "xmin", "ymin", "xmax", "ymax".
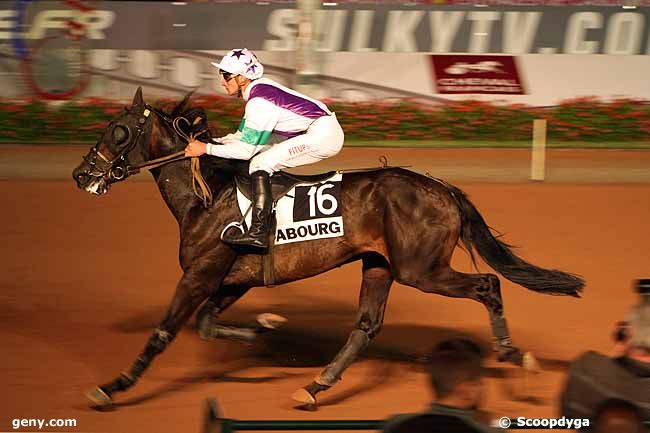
[
  {"xmin": 82, "ymin": 105, "xmax": 208, "ymax": 180},
  {"xmin": 80, "ymin": 104, "xmax": 213, "ymax": 206},
  {"xmin": 82, "ymin": 105, "xmax": 155, "ymax": 182}
]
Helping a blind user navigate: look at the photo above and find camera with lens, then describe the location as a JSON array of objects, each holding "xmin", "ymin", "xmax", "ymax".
[
  {"xmin": 613, "ymin": 279, "xmax": 650, "ymax": 343},
  {"xmin": 636, "ymin": 279, "xmax": 650, "ymax": 304},
  {"xmin": 562, "ymin": 280, "xmax": 650, "ymax": 423}
]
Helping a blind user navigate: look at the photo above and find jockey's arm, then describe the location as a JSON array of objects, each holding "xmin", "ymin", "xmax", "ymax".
[
  {"xmin": 205, "ymin": 139, "xmax": 258, "ymax": 160},
  {"xmin": 197, "ymin": 98, "xmax": 279, "ymax": 160},
  {"xmin": 206, "ymin": 98, "xmax": 280, "ymax": 159}
]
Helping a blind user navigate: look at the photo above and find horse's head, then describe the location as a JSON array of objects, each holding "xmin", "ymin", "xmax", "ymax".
[{"xmin": 72, "ymin": 87, "xmax": 153, "ymax": 195}]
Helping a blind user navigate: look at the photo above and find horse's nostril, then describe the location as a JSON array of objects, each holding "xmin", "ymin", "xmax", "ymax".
[{"xmin": 75, "ymin": 171, "xmax": 90, "ymax": 185}]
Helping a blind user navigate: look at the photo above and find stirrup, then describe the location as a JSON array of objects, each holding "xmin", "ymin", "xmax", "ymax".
[
  {"xmin": 224, "ymin": 229, "xmax": 269, "ymax": 247},
  {"xmin": 220, "ymin": 221, "xmax": 246, "ymax": 241},
  {"xmin": 224, "ymin": 237, "xmax": 269, "ymax": 251}
]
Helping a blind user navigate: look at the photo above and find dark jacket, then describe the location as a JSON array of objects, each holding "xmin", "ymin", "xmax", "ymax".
[{"xmin": 382, "ymin": 403, "xmax": 500, "ymax": 433}]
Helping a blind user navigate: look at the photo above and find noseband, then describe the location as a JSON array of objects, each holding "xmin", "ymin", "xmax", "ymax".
[
  {"xmin": 80, "ymin": 105, "xmax": 212, "ymax": 206},
  {"xmin": 82, "ymin": 106, "xmax": 153, "ymax": 182}
]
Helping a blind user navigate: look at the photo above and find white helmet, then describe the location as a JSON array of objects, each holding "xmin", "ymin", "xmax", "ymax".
[{"xmin": 211, "ymin": 48, "xmax": 264, "ymax": 80}]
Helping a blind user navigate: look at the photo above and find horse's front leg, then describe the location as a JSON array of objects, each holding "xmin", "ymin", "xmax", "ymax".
[
  {"xmin": 86, "ymin": 254, "xmax": 235, "ymax": 408},
  {"xmin": 196, "ymin": 284, "xmax": 251, "ymax": 338}
]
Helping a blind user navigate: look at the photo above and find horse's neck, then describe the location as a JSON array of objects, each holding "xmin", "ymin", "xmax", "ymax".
[
  {"xmin": 147, "ymin": 118, "xmax": 232, "ymax": 224},
  {"xmin": 153, "ymin": 162, "xmax": 198, "ymax": 223},
  {"xmin": 147, "ymin": 118, "xmax": 200, "ymax": 223}
]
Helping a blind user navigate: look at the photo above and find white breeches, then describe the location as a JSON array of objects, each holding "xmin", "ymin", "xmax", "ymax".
[{"xmin": 249, "ymin": 114, "xmax": 344, "ymax": 175}]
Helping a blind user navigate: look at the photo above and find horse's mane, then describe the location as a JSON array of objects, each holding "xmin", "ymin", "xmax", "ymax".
[{"xmin": 156, "ymin": 92, "xmax": 250, "ymax": 189}]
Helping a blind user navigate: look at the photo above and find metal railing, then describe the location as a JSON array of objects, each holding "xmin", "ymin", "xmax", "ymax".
[
  {"xmin": 202, "ymin": 398, "xmax": 650, "ymax": 433},
  {"xmin": 203, "ymin": 399, "xmax": 384, "ymax": 433}
]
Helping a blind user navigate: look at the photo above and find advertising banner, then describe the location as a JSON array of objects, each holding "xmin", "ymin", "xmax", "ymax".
[
  {"xmin": 2, "ymin": 1, "xmax": 650, "ymax": 54},
  {"xmin": 431, "ymin": 54, "xmax": 525, "ymax": 94}
]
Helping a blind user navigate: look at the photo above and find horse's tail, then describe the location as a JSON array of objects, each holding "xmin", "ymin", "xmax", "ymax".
[{"xmin": 439, "ymin": 179, "xmax": 584, "ymax": 297}]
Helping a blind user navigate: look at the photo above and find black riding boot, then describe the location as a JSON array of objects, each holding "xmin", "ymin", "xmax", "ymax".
[{"xmin": 223, "ymin": 170, "xmax": 272, "ymax": 250}]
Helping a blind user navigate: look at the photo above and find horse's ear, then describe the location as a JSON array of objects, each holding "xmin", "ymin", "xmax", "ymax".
[
  {"xmin": 172, "ymin": 91, "xmax": 195, "ymax": 117},
  {"xmin": 132, "ymin": 86, "xmax": 144, "ymax": 108}
]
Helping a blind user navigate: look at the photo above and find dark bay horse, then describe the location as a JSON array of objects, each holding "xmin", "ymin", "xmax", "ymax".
[{"xmin": 72, "ymin": 88, "xmax": 584, "ymax": 409}]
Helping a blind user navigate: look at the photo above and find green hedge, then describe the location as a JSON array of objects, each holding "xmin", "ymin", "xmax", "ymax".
[{"xmin": 1, "ymin": 96, "xmax": 648, "ymax": 144}]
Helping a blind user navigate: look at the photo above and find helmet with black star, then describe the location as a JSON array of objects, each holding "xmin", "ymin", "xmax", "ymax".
[{"xmin": 211, "ymin": 48, "xmax": 264, "ymax": 80}]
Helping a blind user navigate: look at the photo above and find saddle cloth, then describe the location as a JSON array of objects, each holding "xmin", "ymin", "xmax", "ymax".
[{"xmin": 234, "ymin": 172, "xmax": 345, "ymax": 246}]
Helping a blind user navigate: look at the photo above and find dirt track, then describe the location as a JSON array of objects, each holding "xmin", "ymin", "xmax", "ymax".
[
  {"xmin": 3, "ymin": 145, "xmax": 650, "ymax": 183},
  {"xmin": 1, "ymin": 147, "xmax": 649, "ymax": 433}
]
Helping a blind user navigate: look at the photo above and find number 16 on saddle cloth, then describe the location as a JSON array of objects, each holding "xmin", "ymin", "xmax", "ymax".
[{"xmin": 234, "ymin": 173, "xmax": 345, "ymax": 245}]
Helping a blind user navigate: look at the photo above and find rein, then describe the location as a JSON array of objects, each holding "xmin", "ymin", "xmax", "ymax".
[
  {"xmin": 125, "ymin": 110, "xmax": 213, "ymax": 208},
  {"xmin": 172, "ymin": 116, "xmax": 213, "ymax": 208},
  {"xmin": 126, "ymin": 150, "xmax": 186, "ymax": 174}
]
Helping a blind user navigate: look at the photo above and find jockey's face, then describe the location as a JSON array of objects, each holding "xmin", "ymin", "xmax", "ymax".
[{"xmin": 221, "ymin": 72, "xmax": 249, "ymax": 97}]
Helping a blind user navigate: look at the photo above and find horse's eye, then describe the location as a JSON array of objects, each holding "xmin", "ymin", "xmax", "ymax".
[{"xmin": 112, "ymin": 125, "xmax": 129, "ymax": 145}]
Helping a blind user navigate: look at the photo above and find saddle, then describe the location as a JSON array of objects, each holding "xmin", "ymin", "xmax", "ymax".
[
  {"xmin": 234, "ymin": 170, "xmax": 337, "ymax": 202},
  {"xmin": 230, "ymin": 169, "xmax": 337, "ymax": 288}
]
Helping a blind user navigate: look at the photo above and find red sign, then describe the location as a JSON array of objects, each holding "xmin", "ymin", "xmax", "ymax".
[{"xmin": 431, "ymin": 55, "xmax": 526, "ymax": 95}]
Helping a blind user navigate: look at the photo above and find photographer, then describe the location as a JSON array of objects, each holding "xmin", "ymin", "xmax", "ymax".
[
  {"xmin": 616, "ymin": 301, "xmax": 650, "ymax": 377},
  {"xmin": 383, "ymin": 339, "xmax": 499, "ymax": 433},
  {"xmin": 559, "ymin": 279, "xmax": 650, "ymax": 429}
]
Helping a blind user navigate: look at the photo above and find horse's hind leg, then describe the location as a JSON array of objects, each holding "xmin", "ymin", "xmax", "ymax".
[
  {"xmin": 292, "ymin": 253, "xmax": 393, "ymax": 406},
  {"xmin": 398, "ymin": 266, "xmax": 524, "ymax": 365}
]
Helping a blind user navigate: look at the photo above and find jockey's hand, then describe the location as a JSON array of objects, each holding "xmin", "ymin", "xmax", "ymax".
[{"xmin": 185, "ymin": 140, "xmax": 207, "ymax": 157}]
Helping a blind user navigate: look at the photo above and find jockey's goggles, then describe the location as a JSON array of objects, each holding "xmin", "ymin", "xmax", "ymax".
[{"xmin": 220, "ymin": 71, "xmax": 236, "ymax": 81}]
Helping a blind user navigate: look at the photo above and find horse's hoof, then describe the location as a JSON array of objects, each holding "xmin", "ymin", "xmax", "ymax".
[
  {"xmin": 497, "ymin": 347, "xmax": 524, "ymax": 365},
  {"xmin": 296, "ymin": 403, "xmax": 318, "ymax": 412},
  {"xmin": 523, "ymin": 351, "xmax": 541, "ymax": 373},
  {"xmin": 86, "ymin": 386, "xmax": 113, "ymax": 409},
  {"xmin": 291, "ymin": 388, "xmax": 316, "ymax": 405},
  {"xmin": 257, "ymin": 313, "xmax": 288, "ymax": 330}
]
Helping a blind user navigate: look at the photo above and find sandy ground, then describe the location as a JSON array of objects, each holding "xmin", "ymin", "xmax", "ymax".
[{"xmin": 0, "ymin": 146, "xmax": 649, "ymax": 433}]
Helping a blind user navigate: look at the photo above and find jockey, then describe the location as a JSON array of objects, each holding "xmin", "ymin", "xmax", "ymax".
[{"xmin": 184, "ymin": 48, "xmax": 344, "ymax": 251}]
